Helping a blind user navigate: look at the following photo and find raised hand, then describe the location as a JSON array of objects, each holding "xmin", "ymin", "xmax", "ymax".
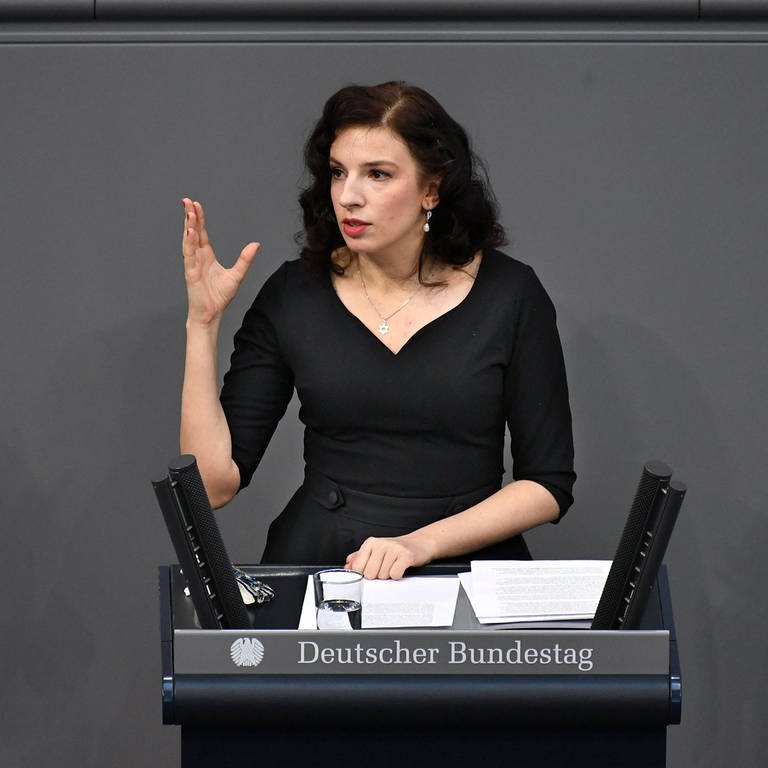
[{"xmin": 181, "ymin": 198, "xmax": 260, "ymax": 325}]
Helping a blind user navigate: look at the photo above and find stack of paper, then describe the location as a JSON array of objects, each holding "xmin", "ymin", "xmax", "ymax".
[{"xmin": 459, "ymin": 560, "xmax": 611, "ymax": 624}]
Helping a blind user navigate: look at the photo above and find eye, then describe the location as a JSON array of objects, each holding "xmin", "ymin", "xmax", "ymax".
[
  {"xmin": 329, "ymin": 166, "xmax": 345, "ymax": 180},
  {"xmin": 370, "ymin": 169, "xmax": 390, "ymax": 180}
]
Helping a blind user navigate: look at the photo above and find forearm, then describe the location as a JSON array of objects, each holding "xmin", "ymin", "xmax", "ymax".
[
  {"xmin": 347, "ymin": 480, "xmax": 560, "ymax": 579},
  {"xmin": 410, "ymin": 480, "xmax": 560, "ymax": 562},
  {"xmin": 180, "ymin": 318, "xmax": 240, "ymax": 507}
]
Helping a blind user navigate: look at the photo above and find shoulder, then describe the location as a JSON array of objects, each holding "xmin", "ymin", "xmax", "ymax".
[
  {"xmin": 475, "ymin": 250, "xmax": 560, "ymax": 343},
  {"xmin": 261, "ymin": 258, "xmax": 314, "ymax": 288},
  {"xmin": 481, "ymin": 248, "xmax": 532, "ymax": 275},
  {"xmin": 243, "ymin": 259, "xmax": 330, "ymax": 331},
  {"xmin": 480, "ymin": 249, "xmax": 549, "ymax": 300},
  {"xmin": 255, "ymin": 259, "xmax": 327, "ymax": 303}
]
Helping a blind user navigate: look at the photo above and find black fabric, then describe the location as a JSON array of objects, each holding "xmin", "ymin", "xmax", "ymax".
[
  {"xmin": 260, "ymin": 468, "xmax": 530, "ymax": 564},
  {"xmin": 220, "ymin": 249, "xmax": 575, "ymax": 562}
]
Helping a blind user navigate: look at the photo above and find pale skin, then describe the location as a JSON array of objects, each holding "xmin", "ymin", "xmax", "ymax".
[
  {"xmin": 180, "ymin": 125, "xmax": 559, "ymax": 579},
  {"xmin": 179, "ymin": 197, "xmax": 257, "ymax": 508}
]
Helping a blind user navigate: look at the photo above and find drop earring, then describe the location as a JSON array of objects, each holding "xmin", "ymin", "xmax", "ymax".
[{"xmin": 423, "ymin": 210, "xmax": 432, "ymax": 233}]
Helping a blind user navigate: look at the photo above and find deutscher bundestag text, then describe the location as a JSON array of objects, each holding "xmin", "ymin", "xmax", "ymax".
[{"xmin": 297, "ymin": 639, "xmax": 594, "ymax": 671}]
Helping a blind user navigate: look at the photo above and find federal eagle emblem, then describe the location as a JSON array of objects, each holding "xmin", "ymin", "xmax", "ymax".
[{"xmin": 230, "ymin": 637, "xmax": 265, "ymax": 667}]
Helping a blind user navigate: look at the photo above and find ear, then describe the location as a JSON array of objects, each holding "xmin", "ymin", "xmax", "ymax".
[{"xmin": 422, "ymin": 177, "xmax": 441, "ymax": 210}]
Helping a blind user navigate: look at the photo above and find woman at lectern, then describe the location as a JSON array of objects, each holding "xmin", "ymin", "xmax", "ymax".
[{"xmin": 179, "ymin": 81, "xmax": 575, "ymax": 580}]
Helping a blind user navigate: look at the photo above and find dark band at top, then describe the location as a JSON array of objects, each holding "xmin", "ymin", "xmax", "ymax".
[{"xmin": 3, "ymin": 2, "xmax": 768, "ymax": 24}]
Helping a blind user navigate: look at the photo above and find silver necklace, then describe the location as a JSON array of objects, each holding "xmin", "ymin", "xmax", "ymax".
[{"xmin": 357, "ymin": 266, "xmax": 423, "ymax": 335}]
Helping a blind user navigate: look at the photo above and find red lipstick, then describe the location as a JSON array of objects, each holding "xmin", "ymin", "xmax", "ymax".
[{"xmin": 342, "ymin": 218, "xmax": 370, "ymax": 237}]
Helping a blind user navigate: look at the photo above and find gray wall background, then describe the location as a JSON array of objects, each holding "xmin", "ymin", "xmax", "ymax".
[{"xmin": 1, "ymin": 20, "xmax": 766, "ymax": 767}]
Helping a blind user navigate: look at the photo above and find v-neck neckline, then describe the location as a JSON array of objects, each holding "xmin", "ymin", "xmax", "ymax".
[{"xmin": 328, "ymin": 254, "xmax": 486, "ymax": 357}]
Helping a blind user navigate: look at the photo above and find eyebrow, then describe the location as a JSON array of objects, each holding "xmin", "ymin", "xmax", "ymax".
[{"xmin": 329, "ymin": 156, "xmax": 399, "ymax": 168}]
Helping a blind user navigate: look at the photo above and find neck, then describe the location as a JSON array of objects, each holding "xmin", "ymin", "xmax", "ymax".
[{"xmin": 355, "ymin": 251, "xmax": 426, "ymax": 291}]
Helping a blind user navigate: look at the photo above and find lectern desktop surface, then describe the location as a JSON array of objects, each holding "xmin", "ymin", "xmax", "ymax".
[{"xmin": 166, "ymin": 563, "xmax": 669, "ymax": 632}]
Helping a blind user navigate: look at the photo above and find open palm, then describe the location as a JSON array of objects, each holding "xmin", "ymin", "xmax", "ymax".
[{"xmin": 181, "ymin": 197, "xmax": 259, "ymax": 324}]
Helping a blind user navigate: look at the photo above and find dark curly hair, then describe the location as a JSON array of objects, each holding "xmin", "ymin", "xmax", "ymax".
[{"xmin": 297, "ymin": 81, "xmax": 506, "ymax": 276}]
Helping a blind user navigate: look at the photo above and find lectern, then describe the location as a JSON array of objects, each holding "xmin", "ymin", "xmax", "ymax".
[{"xmin": 159, "ymin": 564, "xmax": 681, "ymax": 768}]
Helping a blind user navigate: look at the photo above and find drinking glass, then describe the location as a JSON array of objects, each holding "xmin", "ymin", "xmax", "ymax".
[{"xmin": 313, "ymin": 569, "xmax": 363, "ymax": 630}]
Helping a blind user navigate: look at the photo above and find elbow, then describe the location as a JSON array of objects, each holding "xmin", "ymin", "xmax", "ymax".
[
  {"xmin": 515, "ymin": 480, "xmax": 562, "ymax": 526},
  {"xmin": 195, "ymin": 461, "xmax": 240, "ymax": 510},
  {"xmin": 517, "ymin": 473, "xmax": 574, "ymax": 524},
  {"xmin": 207, "ymin": 488, "xmax": 235, "ymax": 510},
  {"xmin": 535, "ymin": 484, "xmax": 561, "ymax": 524}
]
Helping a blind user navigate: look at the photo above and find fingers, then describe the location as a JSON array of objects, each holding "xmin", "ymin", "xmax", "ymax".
[
  {"xmin": 345, "ymin": 545, "xmax": 370, "ymax": 577},
  {"xmin": 181, "ymin": 197, "xmax": 198, "ymax": 234},
  {"xmin": 388, "ymin": 556, "xmax": 410, "ymax": 581},
  {"xmin": 380, "ymin": 548, "xmax": 403, "ymax": 580},
  {"xmin": 344, "ymin": 550, "xmax": 358, "ymax": 566},
  {"xmin": 181, "ymin": 198, "xmax": 200, "ymax": 263},
  {"xmin": 181, "ymin": 197, "xmax": 258, "ymax": 272},
  {"xmin": 359, "ymin": 541, "xmax": 386, "ymax": 580},
  {"xmin": 182, "ymin": 224, "xmax": 199, "ymax": 269},
  {"xmin": 347, "ymin": 538, "xmax": 413, "ymax": 580},
  {"xmin": 181, "ymin": 198, "xmax": 206, "ymax": 241},
  {"xmin": 193, "ymin": 200, "xmax": 210, "ymax": 248},
  {"xmin": 230, "ymin": 241, "xmax": 260, "ymax": 284}
]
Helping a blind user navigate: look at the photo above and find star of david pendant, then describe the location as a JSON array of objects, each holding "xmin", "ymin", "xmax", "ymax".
[{"xmin": 378, "ymin": 321, "xmax": 390, "ymax": 334}]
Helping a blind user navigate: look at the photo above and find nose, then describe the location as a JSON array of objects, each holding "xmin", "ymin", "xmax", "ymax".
[{"xmin": 337, "ymin": 173, "xmax": 364, "ymax": 210}]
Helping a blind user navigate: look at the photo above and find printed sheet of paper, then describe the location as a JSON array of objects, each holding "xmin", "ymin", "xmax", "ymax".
[
  {"xmin": 461, "ymin": 560, "xmax": 611, "ymax": 624},
  {"xmin": 298, "ymin": 575, "xmax": 461, "ymax": 629}
]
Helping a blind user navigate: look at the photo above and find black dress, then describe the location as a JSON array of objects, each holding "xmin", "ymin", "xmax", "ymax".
[{"xmin": 220, "ymin": 249, "xmax": 575, "ymax": 565}]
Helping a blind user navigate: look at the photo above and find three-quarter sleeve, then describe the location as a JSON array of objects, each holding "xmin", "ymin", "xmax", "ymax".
[
  {"xmin": 220, "ymin": 263, "xmax": 295, "ymax": 490},
  {"xmin": 503, "ymin": 265, "xmax": 576, "ymax": 518}
]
